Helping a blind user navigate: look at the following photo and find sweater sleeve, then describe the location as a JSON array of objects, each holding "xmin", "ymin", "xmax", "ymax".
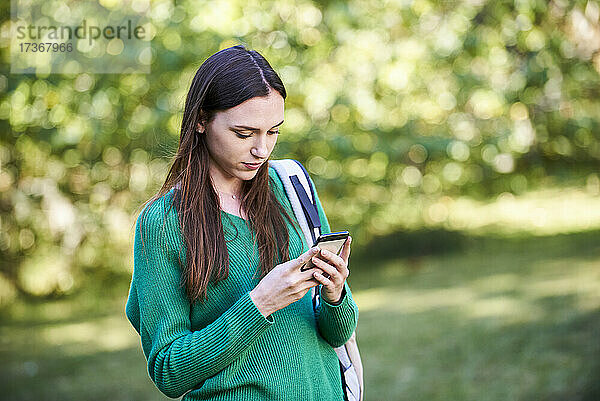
[
  {"xmin": 125, "ymin": 198, "xmax": 274, "ymax": 398},
  {"xmin": 310, "ymin": 176, "xmax": 360, "ymax": 348}
]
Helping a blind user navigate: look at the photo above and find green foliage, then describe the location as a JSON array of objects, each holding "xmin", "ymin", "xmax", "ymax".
[{"xmin": 1, "ymin": 0, "xmax": 600, "ymax": 298}]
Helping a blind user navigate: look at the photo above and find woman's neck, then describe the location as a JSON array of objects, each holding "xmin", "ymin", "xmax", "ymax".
[{"xmin": 209, "ymin": 162, "xmax": 244, "ymax": 197}]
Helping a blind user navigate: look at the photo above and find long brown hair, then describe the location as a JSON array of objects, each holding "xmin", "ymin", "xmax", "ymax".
[{"xmin": 139, "ymin": 45, "xmax": 301, "ymax": 304}]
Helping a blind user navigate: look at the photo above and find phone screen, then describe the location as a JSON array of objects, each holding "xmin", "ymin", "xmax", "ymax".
[{"xmin": 300, "ymin": 231, "xmax": 349, "ymax": 271}]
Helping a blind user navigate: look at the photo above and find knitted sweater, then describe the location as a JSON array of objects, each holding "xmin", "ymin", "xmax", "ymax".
[{"xmin": 125, "ymin": 164, "xmax": 359, "ymax": 400}]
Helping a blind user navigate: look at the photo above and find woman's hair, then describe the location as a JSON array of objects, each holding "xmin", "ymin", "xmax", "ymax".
[{"xmin": 139, "ymin": 44, "xmax": 301, "ymax": 304}]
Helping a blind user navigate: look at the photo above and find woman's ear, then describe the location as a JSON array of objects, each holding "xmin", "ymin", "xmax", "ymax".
[{"xmin": 196, "ymin": 110, "xmax": 207, "ymax": 133}]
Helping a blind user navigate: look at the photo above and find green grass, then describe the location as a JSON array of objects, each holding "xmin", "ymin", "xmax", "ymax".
[
  {"xmin": 1, "ymin": 232, "xmax": 599, "ymax": 401},
  {"xmin": 351, "ymin": 232, "xmax": 600, "ymax": 401}
]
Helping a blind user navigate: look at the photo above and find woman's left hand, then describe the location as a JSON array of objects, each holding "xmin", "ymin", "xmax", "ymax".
[{"xmin": 311, "ymin": 236, "xmax": 352, "ymax": 304}]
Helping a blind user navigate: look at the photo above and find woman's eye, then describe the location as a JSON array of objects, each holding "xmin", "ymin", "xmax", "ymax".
[
  {"xmin": 235, "ymin": 130, "xmax": 279, "ymax": 139},
  {"xmin": 235, "ymin": 131, "xmax": 252, "ymax": 139}
]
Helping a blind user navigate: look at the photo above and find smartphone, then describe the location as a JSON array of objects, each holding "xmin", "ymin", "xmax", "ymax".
[{"xmin": 300, "ymin": 231, "xmax": 350, "ymax": 271}]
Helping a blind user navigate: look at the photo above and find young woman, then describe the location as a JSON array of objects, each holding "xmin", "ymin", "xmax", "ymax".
[{"xmin": 125, "ymin": 44, "xmax": 359, "ymax": 400}]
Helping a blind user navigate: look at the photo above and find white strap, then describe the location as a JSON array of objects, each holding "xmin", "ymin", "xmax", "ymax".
[
  {"xmin": 268, "ymin": 160, "xmax": 317, "ymax": 248},
  {"xmin": 268, "ymin": 159, "xmax": 321, "ymax": 308}
]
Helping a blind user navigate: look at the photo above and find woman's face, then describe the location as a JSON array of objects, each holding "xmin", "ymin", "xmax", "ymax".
[{"xmin": 198, "ymin": 90, "xmax": 284, "ymax": 191}]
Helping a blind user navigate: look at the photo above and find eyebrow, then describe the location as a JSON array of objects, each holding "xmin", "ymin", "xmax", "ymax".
[{"xmin": 232, "ymin": 120, "xmax": 284, "ymax": 131}]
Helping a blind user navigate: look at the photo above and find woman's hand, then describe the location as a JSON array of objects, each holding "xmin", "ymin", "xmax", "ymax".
[
  {"xmin": 250, "ymin": 247, "xmax": 322, "ymax": 318},
  {"xmin": 311, "ymin": 236, "xmax": 352, "ymax": 304}
]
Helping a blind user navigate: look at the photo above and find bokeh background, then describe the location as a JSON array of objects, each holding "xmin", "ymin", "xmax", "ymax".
[{"xmin": 2, "ymin": 0, "xmax": 600, "ymax": 400}]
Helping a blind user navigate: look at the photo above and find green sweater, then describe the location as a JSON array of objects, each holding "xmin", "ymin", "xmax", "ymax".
[{"xmin": 125, "ymin": 165, "xmax": 359, "ymax": 400}]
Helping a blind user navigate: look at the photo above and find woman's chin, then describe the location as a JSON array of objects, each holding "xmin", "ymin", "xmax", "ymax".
[{"xmin": 233, "ymin": 168, "xmax": 259, "ymax": 180}]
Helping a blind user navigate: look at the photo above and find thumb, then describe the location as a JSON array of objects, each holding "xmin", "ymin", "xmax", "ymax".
[{"xmin": 289, "ymin": 246, "xmax": 320, "ymax": 270}]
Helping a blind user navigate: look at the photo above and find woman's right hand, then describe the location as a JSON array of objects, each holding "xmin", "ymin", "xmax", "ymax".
[{"xmin": 249, "ymin": 247, "xmax": 322, "ymax": 318}]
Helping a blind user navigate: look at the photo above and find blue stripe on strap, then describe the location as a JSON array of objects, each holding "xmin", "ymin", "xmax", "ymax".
[
  {"xmin": 292, "ymin": 159, "xmax": 317, "ymax": 206},
  {"xmin": 290, "ymin": 175, "xmax": 321, "ymax": 230}
]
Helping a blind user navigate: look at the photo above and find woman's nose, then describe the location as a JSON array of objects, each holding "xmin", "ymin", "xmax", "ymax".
[{"xmin": 251, "ymin": 136, "xmax": 269, "ymax": 158}]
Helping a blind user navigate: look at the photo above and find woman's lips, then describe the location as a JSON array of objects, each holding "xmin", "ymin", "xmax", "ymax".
[{"xmin": 242, "ymin": 162, "xmax": 261, "ymax": 170}]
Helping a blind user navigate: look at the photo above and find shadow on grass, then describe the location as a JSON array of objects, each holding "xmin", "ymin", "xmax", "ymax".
[
  {"xmin": 352, "ymin": 228, "xmax": 600, "ymax": 265},
  {"xmin": 358, "ymin": 293, "xmax": 600, "ymax": 401},
  {"xmin": 0, "ymin": 345, "xmax": 171, "ymax": 401},
  {"xmin": 346, "ymin": 229, "xmax": 600, "ymax": 400},
  {"xmin": 348, "ymin": 228, "xmax": 600, "ymax": 293}
]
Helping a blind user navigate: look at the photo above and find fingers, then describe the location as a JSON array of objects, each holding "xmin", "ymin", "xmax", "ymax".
[
  {"xmin": 304, "ymin": 277, "xmax": 321, "ymax": 288},
  {"xmin": 290, "ymin": 247, "xmax": 320, "ymax": 271},
  {"xmin": 314, "ymin": 248, "xmax": 350, "ymax": 278},
  {"xmin": 297, "ymin": 275, "xmax": 321, "ymax": 293},
  {"xmin": 339, "ymin": 236, "xmax": 352, "ymax": 264},
  {"xmin": 312, "ymin": 269, "xmax": 334, "ymax": 288},
  {"xmin": 299, "ymin": 265, "xmax": 324, "ymax": 281},
  {"xmin": 311, "ymin": 256, "xmax": 336, "ymax": 276},
  {"xmin": 311, "ymin": 256, "xmax": 348, "ymax": 284}
]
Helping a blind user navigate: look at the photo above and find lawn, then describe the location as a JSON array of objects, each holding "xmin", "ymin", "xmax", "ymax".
[
  {"xmin": 1, "ymin": 231, "xmax": 599, "ymax": 401},
  {"xmin": 351, "ymin": 231, "xmax": 600, "ymax": 401}
]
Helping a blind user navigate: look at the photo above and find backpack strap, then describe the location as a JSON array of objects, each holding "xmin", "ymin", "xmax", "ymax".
[
  {"xmin": 268, "ymin": 159, "xmax": 322, "ymax": 310},
  {"xmin": 268, "ymin": 159, "xmax": 321, "ymax": 246}
]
